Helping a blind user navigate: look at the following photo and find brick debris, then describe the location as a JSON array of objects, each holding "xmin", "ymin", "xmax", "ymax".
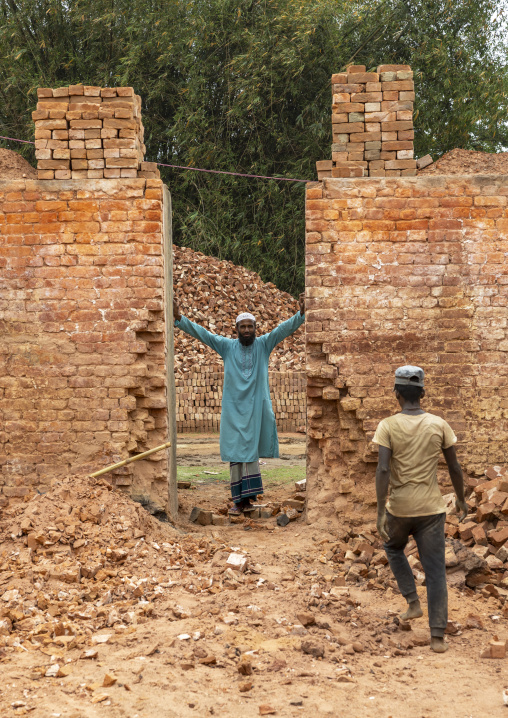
[
  {"xmin": 173, "ymin": 245, "xmax": 305, "ymax": 378},
  {"xmin": 0, "ymin": 469, "xmax": 508, "ymax": 676}
]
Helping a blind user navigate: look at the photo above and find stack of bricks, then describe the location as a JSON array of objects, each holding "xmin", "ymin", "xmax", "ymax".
[
  {"xmin": 33, "ymin": 84, "xmax": 160, "ymax": 180},
  {"xmin": 176, "ymin": 368, "xmax": 307, "ymax": 433},
  {"xmin": 316, "ymin": 64, "xmax": 416, "ymax": 179}
]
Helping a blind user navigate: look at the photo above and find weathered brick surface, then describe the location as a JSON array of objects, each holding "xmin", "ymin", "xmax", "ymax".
[
  {"xmin": 176, "ymin": 369, "xmax": 306, "ymax": 433},
  {"xmin": 305, "ymin": 175, "xmax": 508, "ymax": 522},
  {"xmin": 0, "ymin": 178, "xmax": 169, "ymax": 505}
]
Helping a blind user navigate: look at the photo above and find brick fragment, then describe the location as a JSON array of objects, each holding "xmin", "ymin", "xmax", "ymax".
[
  {"xmin": 417, "ymin": 154, "xmax": 433, "ymax": 169},
  {"xmin": 458, "ymin": 521, "xmax": 476, "ymax": 541}
]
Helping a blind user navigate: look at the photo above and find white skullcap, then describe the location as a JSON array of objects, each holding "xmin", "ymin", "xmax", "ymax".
[{"xmin": 236, "ymin": 312, "xmax": 256, "ymax": 324}]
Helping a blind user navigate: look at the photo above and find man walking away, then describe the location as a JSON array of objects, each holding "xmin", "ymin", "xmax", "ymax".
[
  {"xmin": 173, "ymin": 295, "xmax": 305, "ymax": 515},
  {"xmin": 373, "ymin": 365, "xmax": 468, "ymax": 653}
]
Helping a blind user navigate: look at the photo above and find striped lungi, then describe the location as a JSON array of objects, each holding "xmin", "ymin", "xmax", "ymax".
[{"xmin": 230, "ymin": 461, "xmax": 263, "ymax": 505}]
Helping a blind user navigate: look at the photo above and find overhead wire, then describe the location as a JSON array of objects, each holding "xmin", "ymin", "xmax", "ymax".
[{"xmin": 0, "ymin": 135, "xmax": 312, "ymax": 183}]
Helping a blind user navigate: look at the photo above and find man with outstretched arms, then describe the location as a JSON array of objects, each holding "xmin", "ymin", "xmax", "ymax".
[
  {"xmin": 373, "ymin": 365, "xmax": 468, "ymax": 653},
  {"xmin": 173, "ymin": 294, "xmax": 305, "ymax": 515}
]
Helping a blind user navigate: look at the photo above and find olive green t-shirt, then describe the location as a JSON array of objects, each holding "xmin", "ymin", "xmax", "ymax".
[{"xmin": 373, "ymin": 412, "xmax": 457, "ymax": 517}]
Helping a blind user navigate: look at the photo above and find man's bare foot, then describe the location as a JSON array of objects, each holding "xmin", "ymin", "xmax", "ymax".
[
  {"xmin": 400, "ymin": 600, "xmax": 423, "ymax": 620},
  {"xmin": 430, "ymin": 637, "xmax": 448, "ymax": 653}
]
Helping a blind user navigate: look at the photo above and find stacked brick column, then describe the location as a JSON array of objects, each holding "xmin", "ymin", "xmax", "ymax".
[
  {"xmin": 34, "ymin": 85, "xmax": 160, "ymax": 180},
  {"xmin": 316, "ymin": 64, "xmax": 416, "ymax": 179}
]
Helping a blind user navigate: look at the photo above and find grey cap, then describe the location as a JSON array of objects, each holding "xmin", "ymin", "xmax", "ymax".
[{"xmin": 394, "ymin": 365, "xmax": 424, "ymax": 388}]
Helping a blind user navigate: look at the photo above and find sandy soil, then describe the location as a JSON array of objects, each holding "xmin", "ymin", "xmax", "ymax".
[{"xmin": 0, "ymin": 437, "xmax": 506, "ymax": 718}]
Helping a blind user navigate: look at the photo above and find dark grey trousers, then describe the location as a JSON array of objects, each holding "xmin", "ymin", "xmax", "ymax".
[{"xmin": 384, "ymin": 511, "xmax": 447, "ymax": 638}]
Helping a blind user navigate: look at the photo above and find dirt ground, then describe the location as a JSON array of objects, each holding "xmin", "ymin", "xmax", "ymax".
[{"xmin": 0, "ymin": 434, "xmax": 506, "ymax": 717}]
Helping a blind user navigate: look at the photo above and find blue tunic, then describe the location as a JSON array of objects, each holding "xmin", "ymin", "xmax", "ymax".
[{"xmin": 175, "ymin": 313, "xmax": 305, "ymax": 462}]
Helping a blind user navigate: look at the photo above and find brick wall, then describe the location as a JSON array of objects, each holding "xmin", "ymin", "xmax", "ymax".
[
  {"xmin": 0, "ymin": 177, "xmax": 172, "ymax": 507},
  {"xmin": 176, "ymin": 369, "xmax": 306, "ymax": 433},
  {"xmin": 305, "ymin": 174, "xmax": 508, "ymax": 523}
]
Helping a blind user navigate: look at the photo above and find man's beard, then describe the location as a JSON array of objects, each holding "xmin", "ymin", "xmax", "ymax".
[{"xmin": 239, "ymin": 333, "xmax": 255, "ymax": 346}]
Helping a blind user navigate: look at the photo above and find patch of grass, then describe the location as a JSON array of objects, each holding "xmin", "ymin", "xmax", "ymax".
[
  {"xmin": 177, "ymin": 464, "xmax": 305, "ymax": 487},
  {"xmin": 261, "ymin": 465, "xmax": 306, "ymax": 486}
]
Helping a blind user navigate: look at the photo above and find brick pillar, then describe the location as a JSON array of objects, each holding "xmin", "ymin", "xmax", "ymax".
[
  {"xmin": 34, "ymin": 84, "xmax": 160, "ymax": 180},
  {"xmin": 316, "ymin": 64, "xmax": 416, "ymax": 180},
  {"xmin": 0, "ymin": 85, "xmax": 177, "ymax": 513}
]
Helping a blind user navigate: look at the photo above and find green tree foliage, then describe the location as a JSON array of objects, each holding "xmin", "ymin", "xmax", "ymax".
[{"xmin": 0, "ymin": 0, "xmax": 506, "ymax": 295}]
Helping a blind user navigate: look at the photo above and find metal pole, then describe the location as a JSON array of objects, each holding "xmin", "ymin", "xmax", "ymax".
[{"xmin": 90, "ymin": 441, "xmax": 172, "ymax": 478}]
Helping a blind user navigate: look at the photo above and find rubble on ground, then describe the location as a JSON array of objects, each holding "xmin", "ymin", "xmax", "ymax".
[
  {"xmin": 173, "ymin": 245, "xmax": 304, "ymax": 376},
  {"xmin": 0, "ymin": 473, "xmax": 224, "ymax": 656},
  {"xmin": 1, "ymin": 463, "xmax": 507, "ymax": 671},
  {"xmin": 443, "ymin": 465, "xmax": 508, "ymax": 597},
  {"xmin": 189, "ymin": 480, "xmax": 307, "ymax": 528}
]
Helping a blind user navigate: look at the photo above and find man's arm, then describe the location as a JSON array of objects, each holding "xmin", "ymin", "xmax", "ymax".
[
  {"xmin": 172, "ymin": 296, "xmax": 228, "ymax": 357},
  {"xmin": 376, "ymin": 445, "xmax": 392, "ymax": 541},
  {"xmin": 442, "ymin": 445, "xmax": 468, "ymax": 521},
  {"xmin": 262, "ymin": 305, "xmax": 305, "ymax": 354}
]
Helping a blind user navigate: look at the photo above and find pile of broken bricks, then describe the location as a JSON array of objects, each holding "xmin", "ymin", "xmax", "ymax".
[
  {"xmin": 189, "ymin": 478, "xmax": 307, "ymax": 528},
  {"xmin": 444, "ymin": 465, "xmax": 508, "ymax": 584},
  {"xmin": 0, "ymin": 466, "xmax": 507, "ymax": 669},
  {"xmin": 173, "ymin": 245, "xmax": 305, "ymax": 378},
  {"xmin": 0, "ymin": 472, "xmax": 229, "ymax": 660}
]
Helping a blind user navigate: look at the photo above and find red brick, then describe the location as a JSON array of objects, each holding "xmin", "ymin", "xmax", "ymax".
[
  {"xmin": 381, "ymin": 81, "xmax": 414, "ymax": 91},
  {"xmin": 350, "ymin": 93, "xmax": 383, "ymax": 103},
  {"xmin": 347, "ymin": 73, "xmax": 379, "ymax": 83}
]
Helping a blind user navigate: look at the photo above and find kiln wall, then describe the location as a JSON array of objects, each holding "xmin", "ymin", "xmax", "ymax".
[{"xmin": 305, "ymin": 175, "xmax": 508, "ymax": 523}]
